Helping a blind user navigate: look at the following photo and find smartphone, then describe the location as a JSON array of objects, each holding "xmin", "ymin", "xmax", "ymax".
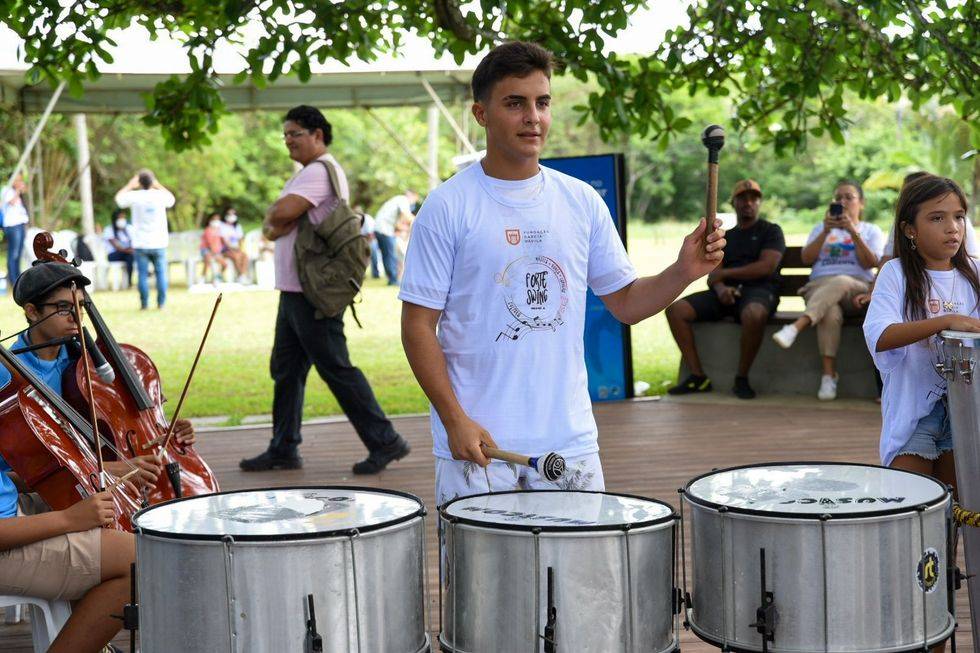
[{"xmin": 829, "ymin": 202, "xmax": 844, "ymax": 218}]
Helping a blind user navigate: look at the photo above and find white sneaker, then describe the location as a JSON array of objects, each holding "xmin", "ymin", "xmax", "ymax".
[
  {"xmin": 818, "ymin": 374, "xmax": 838, "ymax": 401},
  {"xmin": 772, "ymin": 324, "xmax": 799, "ymax": 349}
]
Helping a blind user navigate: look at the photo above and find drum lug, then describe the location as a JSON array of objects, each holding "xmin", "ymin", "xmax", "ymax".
[
  {"xmin": 540, "ymin": 567, "xmax": 557, "ymax": 653},
  {"xmin": 958, "ymin": 355, "xmax": 975, "ymax": 384},
  {"xmin": 672, "ymin": 586, "xmax": 684, "ymax": 615},
  {"xmin": 110, "ymin": 562, "xmax": 139, "ymax": 653},
  {"xmin": 304, "ymin": 593, "xmax": 323, "ymax": 653},
  {"xmin": 747, "ymin": 548, "xmax": 776, "ymax": 651}
]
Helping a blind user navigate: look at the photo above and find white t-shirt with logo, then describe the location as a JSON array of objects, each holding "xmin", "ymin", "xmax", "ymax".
[
  {"xmin": 883, "ymin": 221, "xmax": 979, "ymax": 258},
  {"xmin": 115, "ymin": 188, "xmax": 176, "ymax": 250},
  {"xmin": 806, "ymin": 222, "xmax": 885, "ymax": 282},
  {"xmin": 398, "ymin": 161, "xmax": 637, "ymax": 460},
  {"xmin": 864, "ymin": 258, "xmax": 980, "ymax": 465}
]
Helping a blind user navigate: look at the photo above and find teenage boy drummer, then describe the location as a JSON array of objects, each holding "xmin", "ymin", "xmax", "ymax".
[{"xmin": 399, "ymin": 41, "xmax": 726, "ymax": 504}]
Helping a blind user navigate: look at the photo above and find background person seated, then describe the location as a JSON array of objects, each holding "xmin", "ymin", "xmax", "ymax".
[
  {"xmin": 666, "ymin": 179, "xmax": 785, "ymax": 399},
  {"xmin": 220, "ymin": 208, "xmax": 250, "ymax": 283},
  {"xmin": 103, "ymin": 209, "xmax": 135, "ymax": 288},
  {"xmin": 772, "ymin": 180, "xmax": 885, "ymax": 400},
  {"xmin": 200, "ymin": 213, "xmax": 230, "ymax": 283}
]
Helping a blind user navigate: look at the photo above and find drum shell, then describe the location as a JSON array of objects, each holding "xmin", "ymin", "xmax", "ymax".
[
  {"xmin": 136, "ymin": 517, "xmax": 427, "ymax": 653},
  {"xmin": 440, "ymin": 518, "xmax": 677, "ymax": 653},
  {"xmin": 685, "ymin": 498, "xmax": 952, "ymax": 652}
]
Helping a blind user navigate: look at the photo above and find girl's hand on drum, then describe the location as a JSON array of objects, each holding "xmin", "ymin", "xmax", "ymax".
[
  {"xmin": 446, "ymin": 415, "xmax": 497, "ymax": 467},
  {"xmin": 945, "ymin": 315, "xmax": 980, "ymax": 333}
]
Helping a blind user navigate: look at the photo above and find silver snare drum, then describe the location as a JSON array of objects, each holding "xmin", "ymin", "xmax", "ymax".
[
  {"xmin": 939, "ymin": 329, "xmax": 980, "ymax": 652},
  {"xmin": 439, "ymin": 490, "xmax": 679, "ymax": 653},
  {"xmin": 682, "ymin": 463, "xmax": 953, "ymax": 653},
  {"xmin": 134, "ymin": 486, "xmax": 430, "ymax": 653}
]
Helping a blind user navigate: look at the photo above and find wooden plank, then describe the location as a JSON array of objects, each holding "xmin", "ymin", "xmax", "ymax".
[{"xmin": 1, "ymin": 397, "xmax": 972, "ymax": 651}]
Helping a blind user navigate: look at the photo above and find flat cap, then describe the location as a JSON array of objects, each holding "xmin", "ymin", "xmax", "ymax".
[{"xmin": 13, "ymin": 262, "xmax": 91, "ymax": 307}]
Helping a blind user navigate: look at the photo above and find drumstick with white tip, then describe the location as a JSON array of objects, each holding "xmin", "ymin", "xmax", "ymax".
[{"xmin": 481, "ymin": 446, "xmax": 566, "ymax": 482}]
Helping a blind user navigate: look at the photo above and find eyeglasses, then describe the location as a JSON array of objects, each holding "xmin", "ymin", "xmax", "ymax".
[
  {"xmin": 36, "ymin": 299, "xmax": 90, "ymax": 316},
  {"xmin": 833, "ymin": 193, "xmax": 859, "ymax": 202},
  {"xmin": 282, "ymin": 129, "xmax": 311, "ymax": 140}
]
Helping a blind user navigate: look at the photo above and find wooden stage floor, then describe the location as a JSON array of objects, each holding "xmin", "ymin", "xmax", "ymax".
[{"xmin": 2, "ymin": 395, "xmax": 975, "ymax": 651}]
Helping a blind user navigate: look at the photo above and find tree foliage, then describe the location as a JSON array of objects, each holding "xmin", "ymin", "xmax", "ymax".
[{"xmin": 3, "ymin": 0, "xmax": 977, "ymax": 153}]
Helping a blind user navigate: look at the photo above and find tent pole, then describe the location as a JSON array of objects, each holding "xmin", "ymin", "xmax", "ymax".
[
  {"xmin": 5, "ymin": 81, "xmax": 65, "ymax": 191},
  {"xmin": 428, "ymin": 105, "xmax": 440, "ymax": 191},
  {"xmin": 420, "ymin": 79, "xmax": 476, "ymax": 154},
  {"xmin": 74, "ymin": 113, "xmax": 95, "ymax": 236}
]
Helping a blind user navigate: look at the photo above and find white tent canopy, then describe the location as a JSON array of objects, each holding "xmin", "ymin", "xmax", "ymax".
[
  {"xmin": 0, "ymin": 68, "xmax": 472, "ymax": 114},
  {"xmin": 0, "ymin": 25, "xmax": 476, "ymax": 234}
]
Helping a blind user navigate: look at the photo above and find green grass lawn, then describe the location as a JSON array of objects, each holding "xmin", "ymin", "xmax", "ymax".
[{"xmin": 0, "ymin": 222, "xmax": 810, "ymax": 424}]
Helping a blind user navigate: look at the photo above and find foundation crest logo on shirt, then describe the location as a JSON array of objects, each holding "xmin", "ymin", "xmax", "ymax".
[
  {"xmin": 929, "ymin": 299, "xmax": 941, "ymax": 314},
  {"xmin": 505, "ymin": 229, "xmax": 521, "ymax": 246},
  {"xmin": 495, "ymin": 255, "xmax": 569, "ymax": 341}
]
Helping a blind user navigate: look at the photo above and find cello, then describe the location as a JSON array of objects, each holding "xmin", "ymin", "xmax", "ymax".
[
  {"xmin": 32, "ymin": 233, "xmax": 220, "ymax": 503},
  {"xmin": 0, "ymin": 342, "xmax": 142, "ymax": 530}
]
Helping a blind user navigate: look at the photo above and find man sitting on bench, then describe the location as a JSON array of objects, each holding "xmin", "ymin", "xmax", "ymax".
[{"xmin": 666, "ymin": 180, "xmax": 785, "ymax": 399}]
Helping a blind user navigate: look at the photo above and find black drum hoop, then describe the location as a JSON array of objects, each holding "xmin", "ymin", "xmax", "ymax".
[
  {"xmin": 133, "ymin": 485, "xmax": 425, "ymax": 542},
  {"xmin": 682, "ymin": 461, "xmax": 950, "ymax": 521},
  {"xmin": 438, "ymin": 489, "xmax": 677, "ymax": 533}
]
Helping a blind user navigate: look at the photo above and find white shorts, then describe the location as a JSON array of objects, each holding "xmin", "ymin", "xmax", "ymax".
[{"xmin": 435, "ymin": 452, "xmax": 605, "ymax": 507}]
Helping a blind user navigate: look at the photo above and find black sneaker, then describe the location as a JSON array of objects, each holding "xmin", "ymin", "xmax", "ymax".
[
  {"xmin": 732, "ymin": 376, "xmax": 756, "ymax": 399},
  {"xmin": 352, "ymin": 437, "xmax": 411, "ymax": 475},
  {"xmin": 667, "ymin": 374, "xmax": 712, "ymax": 395},
  {"xmin": 239, "ymin": 450, "xmax": 303, "ymax": 472}
]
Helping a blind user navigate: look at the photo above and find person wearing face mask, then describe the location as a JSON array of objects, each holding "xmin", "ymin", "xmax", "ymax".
[
  {"xmin": 103, "ymin": 209, "xmax": 135, "ymax": 287},
  {"xmin": 200, "ymin": 212, "xmax": 230, "ymax": 284},
  {"xmin": 220, "ymin": 209, "xmax": 250, "ymax": 283}
]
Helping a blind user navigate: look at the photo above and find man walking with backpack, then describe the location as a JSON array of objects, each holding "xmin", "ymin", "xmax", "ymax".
[{"xmin": 239, "ymin": 105, "xmax": 410, "ymax": 474}]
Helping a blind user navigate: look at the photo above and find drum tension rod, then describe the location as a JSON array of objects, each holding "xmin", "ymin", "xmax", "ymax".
[
  {"xmin": 110, "ymin": 562, "xmax": 139, "ymax": 653},
  {"xmin": 540, "ymin": 567, "xmax": 557, "ymax": 653},
  {"xmin": 748, "ymin": 548, "xmax": 776, "ymax": 652},
  {"xmin": 305, "ymin": 593, "xmax": 323, "ymax": 653}
]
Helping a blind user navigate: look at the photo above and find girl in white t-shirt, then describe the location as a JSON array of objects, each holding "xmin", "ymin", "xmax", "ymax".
[{"xmin": 864, "ymin": 175, "xmax": 980, "ymax": 490}]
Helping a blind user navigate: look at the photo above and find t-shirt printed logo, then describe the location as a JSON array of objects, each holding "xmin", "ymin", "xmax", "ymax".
[
  {"xmin": 819, "ymin": 233, "xmax": 856, "ymax": 266},
  {"xmin": 929, "ymin": 299, "xmax": 941, "ymax": 314},
  {"xmin": 495, "ymin": 255, "xmax": 569, "ymax": 341},
  {"xmin": 505, "ymin": 228, "xmax": 521, "ymax": 245}
]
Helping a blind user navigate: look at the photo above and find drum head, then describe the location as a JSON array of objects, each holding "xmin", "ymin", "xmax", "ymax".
[
  {"xmin": 940, "ymin": 330, "xmax": 980, "ymax": 345},
  {"xmin": 440, "ymin": 490, "xmax": 674, "ymax": 532},
  {"xmin": 684, "ymin": 463, "xmax": 948, "ymax": 519},
  {"xmin": 133, "ymin": 486, "xmax": 424, "ymax": 541}
]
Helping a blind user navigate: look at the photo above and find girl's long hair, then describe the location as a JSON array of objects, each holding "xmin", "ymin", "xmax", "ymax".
[{"xmin": 893, "ymin": 174, "xmax": 976, "ymax": 321}]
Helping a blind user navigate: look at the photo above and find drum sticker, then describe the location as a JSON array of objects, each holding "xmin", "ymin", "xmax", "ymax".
[
  {"xmin": 458, "ymin": 506, "xmax": 598, "ymax": 526},
  {"xmin": 210, "ymin": 494, "xmax": 353, "ymax": 524},
  {"xmin": 917, "ymin": 548, "xmax": 940, "ymax": 594}
]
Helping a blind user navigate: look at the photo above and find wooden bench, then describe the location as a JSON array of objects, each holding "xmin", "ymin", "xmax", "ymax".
[{"xmin": 675, "ymin": 246, "xmax": 878, "ymax": 398}]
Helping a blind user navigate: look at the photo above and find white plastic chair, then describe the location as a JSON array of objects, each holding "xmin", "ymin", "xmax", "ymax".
[{"xmin": 0, "ymin": 594, "xmax": 71, "ymax": 651}]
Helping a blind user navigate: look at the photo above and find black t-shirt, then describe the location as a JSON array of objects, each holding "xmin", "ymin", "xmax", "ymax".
[{"xmin": 721, "ymin": 219, "xmax": 785, "ymax": 291}]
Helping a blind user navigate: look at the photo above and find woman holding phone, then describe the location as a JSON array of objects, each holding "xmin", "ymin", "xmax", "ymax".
[{"xmin": 772, "ymin": 180, "xmax": 885, "ymax": 400}]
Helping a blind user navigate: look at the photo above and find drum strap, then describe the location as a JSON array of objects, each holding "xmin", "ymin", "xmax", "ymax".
[{"xmin": 954, "ymin": 503, "xmax": 980, "ymax": 527}]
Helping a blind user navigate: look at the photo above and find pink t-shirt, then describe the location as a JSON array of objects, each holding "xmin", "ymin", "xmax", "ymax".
[{"xmin": 274, "ymin": 154, "xmax": 349, "ymax": 292}]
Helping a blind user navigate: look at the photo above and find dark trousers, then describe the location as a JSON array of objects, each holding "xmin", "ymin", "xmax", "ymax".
[
  {"xmin": 108, "ymin": 250, "xmax": 135, "ymax": 286},
  {"xmin": 374, "ymin": 232, "xmax": 399, "ymax": 285},
  {"xmin": 3, "ymin": 223, "xmax": 25, "ymax": 285},
  {"xmin": 268, "ymin": 292, "xmax": 398, "ymax": 456}
]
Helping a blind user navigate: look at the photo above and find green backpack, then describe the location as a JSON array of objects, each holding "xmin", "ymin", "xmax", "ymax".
[{"xmin": 294, "ymin": 158, "xmax": 370, "ymax": 325}]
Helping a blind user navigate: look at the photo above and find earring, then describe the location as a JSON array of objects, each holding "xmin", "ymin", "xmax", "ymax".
[{"xmin": 910, "ymin": 237, "xmax": 917, "ymax": 251}]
